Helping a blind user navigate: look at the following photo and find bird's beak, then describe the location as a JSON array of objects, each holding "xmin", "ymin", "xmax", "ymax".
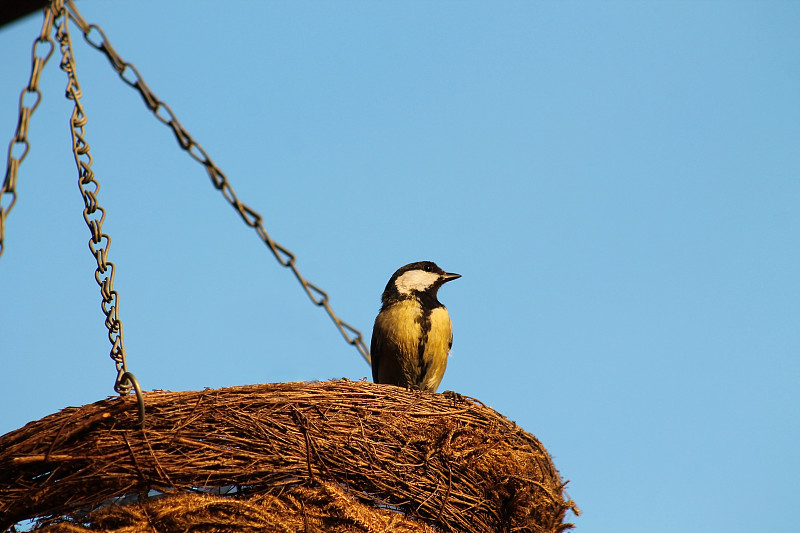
[{"xmin": 442, "ymin": 272, "xmax": 461, "ymax": 283}]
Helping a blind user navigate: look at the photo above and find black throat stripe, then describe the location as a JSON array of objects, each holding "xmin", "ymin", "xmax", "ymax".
[{"xmin": 415, "ymin": 305, "xmax": 433, "ymax": 384}]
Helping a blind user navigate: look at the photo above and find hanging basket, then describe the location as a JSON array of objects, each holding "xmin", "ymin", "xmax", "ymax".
[{"xmin": 0, "ymin": 380, "xmax": 577, "ymax": 532}]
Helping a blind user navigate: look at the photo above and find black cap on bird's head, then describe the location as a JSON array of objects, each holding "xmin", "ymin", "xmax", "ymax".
[{"xmin": 381, "ymin": 261, "xmax": 461, "ymax": 304}]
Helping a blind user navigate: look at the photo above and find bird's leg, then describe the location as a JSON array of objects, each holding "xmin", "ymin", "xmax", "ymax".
[{"xmin": 442, "ymin": 390, "xmax": 465, "ymax": 404}]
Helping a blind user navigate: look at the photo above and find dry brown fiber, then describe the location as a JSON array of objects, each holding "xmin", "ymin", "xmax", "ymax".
[{"xmin": 0, "ymin": 380, "xmax": 578, "ymax": 532}]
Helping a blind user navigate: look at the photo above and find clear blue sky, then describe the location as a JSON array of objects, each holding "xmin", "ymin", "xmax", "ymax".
[{"xmin": 1, "ymin": 2, "xmax": 798, "ymax": 531}]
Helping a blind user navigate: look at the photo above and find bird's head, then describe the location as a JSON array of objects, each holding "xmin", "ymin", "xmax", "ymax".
[{"xmin": 382, "ymin": 261, "xmax": 461, "ymax": 303}]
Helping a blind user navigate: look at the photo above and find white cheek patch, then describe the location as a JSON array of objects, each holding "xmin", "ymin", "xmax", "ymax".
[{"xmin": 395, "ymin": 270, "xmax": 440, "ymax": 294}]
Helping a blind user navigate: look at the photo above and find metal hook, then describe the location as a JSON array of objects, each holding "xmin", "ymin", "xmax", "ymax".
[{"xmin": 121, "ymin": 371, "xmax": 145, "ymax": 428}]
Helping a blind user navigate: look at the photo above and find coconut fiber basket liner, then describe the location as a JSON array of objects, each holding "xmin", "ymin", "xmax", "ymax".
[{"xmin": 0, "ymin": 380, "xmax": 578, "ymax": 532}]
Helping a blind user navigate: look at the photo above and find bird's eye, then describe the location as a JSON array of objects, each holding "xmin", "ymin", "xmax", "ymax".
[{"xmin": 424, "ymin": 264, "xmax": 433, "ymax": 272}]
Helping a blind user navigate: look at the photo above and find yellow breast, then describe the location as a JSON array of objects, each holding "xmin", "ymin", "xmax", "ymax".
[
  {"xmin": 374, "ymin": 299, "xmax": 423, "ymax": 360},
  {"xmin": 421, "ymin": 306, "xmax": 453, "ymax": 391},
  {"xmin": 372, "ymin": 299, "xmax": 452, "ymax": 392}
]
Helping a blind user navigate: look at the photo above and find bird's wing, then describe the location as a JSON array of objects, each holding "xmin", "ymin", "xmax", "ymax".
[{"xmin": 370, "ymin": 323, "xmax": 382, "ymax": 382}]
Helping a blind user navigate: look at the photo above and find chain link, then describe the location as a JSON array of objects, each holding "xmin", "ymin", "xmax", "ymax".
[
  {"xmin": 0, "ymin": 3, "xmax": 58, "ymax": 258},
  {"xmin": 65, "ymin": 0, "xmax": 371, "ymax": 364},
  {"xmin": 56, "ymin": 4, "xmax": 145, "ymax": 426}
]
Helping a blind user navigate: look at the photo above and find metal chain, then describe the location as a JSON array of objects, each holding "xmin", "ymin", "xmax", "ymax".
[
  {"xmin": 65, "ymin": 0, "xmax": 371, "ymax": 364},
  {"xmin": 0, "ymin": 3, "xmax": 58, "ymax": 258},
  {"xmin": 55, "ymin": 4, "xmax": 145, "ymax": 426}
]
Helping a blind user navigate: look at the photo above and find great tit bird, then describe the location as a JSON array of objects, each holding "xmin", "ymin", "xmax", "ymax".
[{"xmin": 370, "ymin": 261, "xmax": 460, "ymax": 392}]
